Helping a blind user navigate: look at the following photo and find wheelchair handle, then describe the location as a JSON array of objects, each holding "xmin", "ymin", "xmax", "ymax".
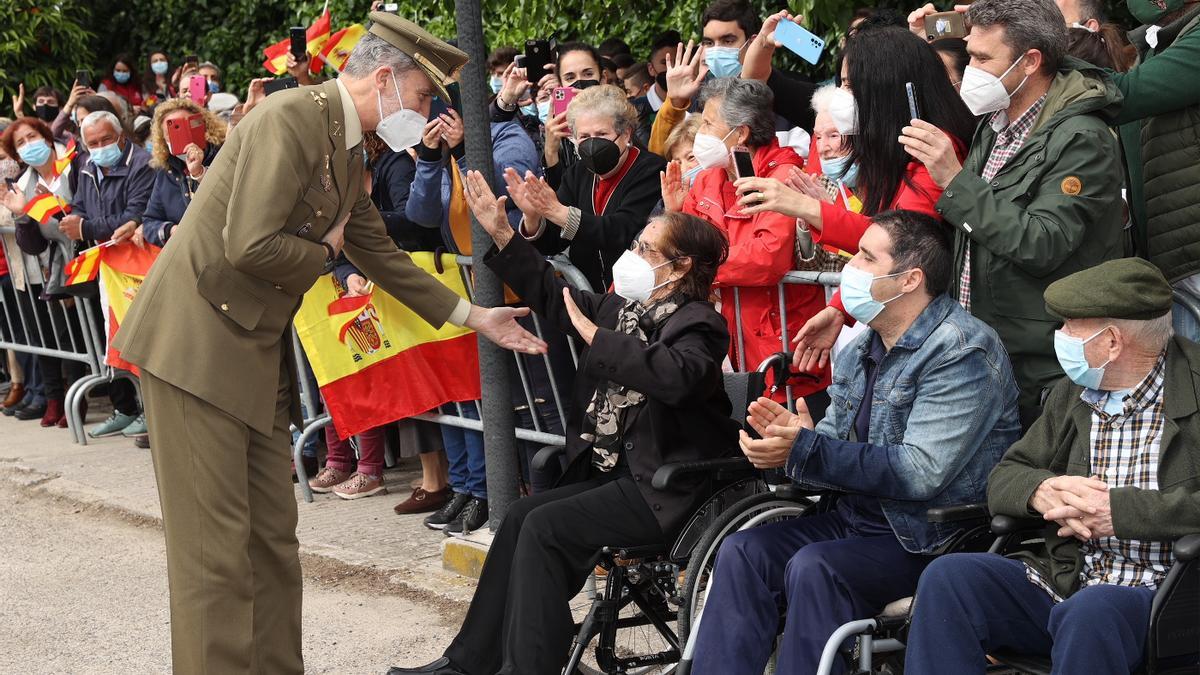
[{"xmin": 652, "ymin": 457, "xmax": 756, "ymax": 491}]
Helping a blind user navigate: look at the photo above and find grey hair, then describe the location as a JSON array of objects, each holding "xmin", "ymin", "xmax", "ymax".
[
  {"xmin": 967, "ymin": 0, "xmax": 1068, "ymax": 74},
  {"xmin": 80, "ymin": 110, "xmax": 122, "ymax": 140},
  {"xmin": 698, "ymin": 77, "xmax": 776, "ymax": 147},
  {"xmin": 198, "ymin": 61, "xmax": 222, "ymax": 78},
  {"xmin": 342, "ymin": 32, "xmax": 421, "ymax": 79},
  {"xmin": 1113, "ymin": 314, "xmax": 1174, "ymax": 353},
  {"xmin": 566, "ymin": 84, "xmax": 640, "ymax": 137}
]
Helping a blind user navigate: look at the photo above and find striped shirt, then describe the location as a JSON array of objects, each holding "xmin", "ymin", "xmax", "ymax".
[{"xmin": 1025, "ymin": 353, "xmax": 1175, "ymax": 601}]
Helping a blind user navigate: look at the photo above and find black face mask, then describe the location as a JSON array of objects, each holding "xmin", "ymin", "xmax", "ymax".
[
  {"xmin": 35, "ymin": 104, "xmax": 59, "ymax": 122},
  {"xmin": 571, "ymin": 79, "xmax": 601, "ymax": 91},
  {"xmin": 655, "ymin": 72, "xmax": 667, "ymax": 91},
  {"xmin": 577, "ymin": 136, "xmax": 623, "ymax": 175}
]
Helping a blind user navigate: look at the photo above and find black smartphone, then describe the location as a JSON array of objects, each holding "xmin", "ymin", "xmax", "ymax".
[
  {"xmin": 290, "ymin": 26, "xmax": 307, "ymax": 60},
  {"xmin": 523, "ymin": 39, "xmax": 552, "ymax": 83},
  {"xmin": 264, "ymin": 77, "xmax": 299, "ymax": 96},
  {"xmin": 733, "ymin": 146, "xmax": 755, "ymax": 180},
  {"xmin": 905, "ymin": 82, "xmax": 921, "ymax": 120},
  {"xmin": 445, "ymin": 81, "xmax": 463, "ymax": 113},
  {"xmin": 75, "ymin": 69, "xmax": 92, "ymax": 89},
  {"xmin": 184, "ymin": 54, "xmax": 199, "ymax": 66}
]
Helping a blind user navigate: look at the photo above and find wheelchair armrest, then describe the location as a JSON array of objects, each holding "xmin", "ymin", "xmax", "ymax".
[
  {"xmin": 1173, "ymin": 533, "xmax": 1200, "ymax": 561},
  {"xmin": 652, "ymin": 457, "xmax": 755, "ymax": 491},
  {"xmin": 990, "ymin": 514, "xmax": 1044, "ymax": 536},
  {"xmin": 927, "ymin": 502, "xmax": 989, "ymax": 523},
  {"xmin": 531, "ymin": 445, "xmax": 566, "ymax": 473}
]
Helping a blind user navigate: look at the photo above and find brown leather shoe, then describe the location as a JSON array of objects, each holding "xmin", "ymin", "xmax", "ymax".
[
  {"xmin": 393, "ymin": 486, "xmax": 452, "ymax": 515},
  {"xmin": 1, "ymin": 383, "xmax": 25, "ymax": 409}
]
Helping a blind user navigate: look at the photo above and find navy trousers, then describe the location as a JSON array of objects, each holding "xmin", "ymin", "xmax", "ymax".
[
  {"xmin": 691, "ymin": 510, "xmax": 932, "ymax": 675},
  {"xmin": 905, "ymin": 553, "xmax": 1155, "ymax": 674}
]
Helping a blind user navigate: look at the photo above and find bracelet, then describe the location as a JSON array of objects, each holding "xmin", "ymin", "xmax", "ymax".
[{"xmin": 496, "ymin": 96, "xmax": 518, "ymax": 112}]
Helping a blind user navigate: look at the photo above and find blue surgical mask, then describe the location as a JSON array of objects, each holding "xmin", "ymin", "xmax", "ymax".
[
  {"xmin": 144, "ymin": 140, "xmax": 154, "ymax": 153},
  {"xmin": 1103, "ymin": 389, "xmax": 1130, "ymax": 416},
  {"xmin": 113, "ymin": 70, "xmax": 131, "ymax": 84},
  {"xmin": 839, "ymin": 263, "xmax": 909, "ymax": 325},
  {"xmin": 520, "ymin": 102, "xmax": 538, "ymax": 118},
  {"xmin": 683, "ymin": 164, "xmax": 703, "ymax": 186},
  {"xmin": 89, "ymin": 142, "xmax": 124, "ymax": 168},
  {"xmin": 1053, "ymin": 326, "xmax": 1113, "ymax": 390},
  {"xmin": 536, "ymin": 99, "xmax": 551, "ymax": 124},
  {"xmin": 17, "ymin": 139, "xmax": 52, "ymax": 167},
  {"xmin": 820, "ymin": 154, "xmax": 860, "ymax": 188},
  {"xmin": 489, "ymin": 75, "xmax": 505, "ymax": 94},
  {"xmin": 207, "ymin": 80, "xmax": 220, "ymax": 94},
  {"xmin": 704, "ymin": 46, "xmax": 743, "ymax": 78},
  {"xmin": 151, "ymin": 61, "xmax": 169, "ymax": 75}
]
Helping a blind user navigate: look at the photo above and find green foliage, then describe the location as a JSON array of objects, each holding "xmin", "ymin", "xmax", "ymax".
[
  {"xmin": 0, "ymin": 0, "xmax": 1144, "ymax": 107},
  {"xmin": 0, "ymin": 0, "xmax": 95, "ymax": 112}
]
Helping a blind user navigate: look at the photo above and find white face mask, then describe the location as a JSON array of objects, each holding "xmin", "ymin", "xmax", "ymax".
[
  {"xmin": 611, "ymin": 249, "xmax": 675, "ymax": 303},
  {"xmin": 959, "ymin": 54, "xmax": 1028, "ymax": 116},
  {"xmin": 828, "ymin": 87, "xmax": 859, "ymax": 135},
  {"xmin": 691, "ymin": 128, "xmax": 736, "ymax": 170},
  {"xmin": 376, "ymin": 72, "xmax": 427, "ymax": 152}
]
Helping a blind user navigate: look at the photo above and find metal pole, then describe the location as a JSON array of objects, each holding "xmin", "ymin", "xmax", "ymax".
[{"xmin": 454, "ymin": 0, "xmax": 521, "ymax": 530}]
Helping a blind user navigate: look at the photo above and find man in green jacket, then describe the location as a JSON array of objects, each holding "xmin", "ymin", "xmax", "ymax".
[
  {"xmin": 904, "ymin": 257, "xmax": 1200, "ymax": 673},
  {"xmin": 1108, "ymin": 0, "xmax": 1200, "ymax": 342},
  {"xmin": 900, "ymin": 0, "xmax": 1124, "ymax": 429}
]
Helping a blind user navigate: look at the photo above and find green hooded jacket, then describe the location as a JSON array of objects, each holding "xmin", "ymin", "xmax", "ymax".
[{"xmin": 937, "ymin": 58, "xmax": 1125, "ymax": 415}]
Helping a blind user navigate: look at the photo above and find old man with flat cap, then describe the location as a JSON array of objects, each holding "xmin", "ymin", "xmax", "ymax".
[
  {"xmin": 113, "ymin": 13, "xmax": 547, "ymax": 674},
  {"xmin": 905, "ymin": 257, "xmax": 1200, "ymax": 673}
]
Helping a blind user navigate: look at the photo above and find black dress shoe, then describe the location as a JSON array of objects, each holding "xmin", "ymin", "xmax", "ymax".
[
  {"xmin": 386, "ymin": 656, "xmax": 468, "ymax": 674},
  {"xmin": 13, "ymin": 402, "xmax": 48, "ymax": 421}
]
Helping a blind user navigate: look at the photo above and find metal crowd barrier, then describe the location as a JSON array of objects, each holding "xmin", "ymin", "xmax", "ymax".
[
  {"xmin": 0, "ymin": 225, "xmax": 136, "ymax": 444},
  {"xmin": 291, "ymin": 253, "xmax": 589, "ymax": 502}
]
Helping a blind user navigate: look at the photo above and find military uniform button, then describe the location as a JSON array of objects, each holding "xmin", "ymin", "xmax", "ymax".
[
  {"xmin": 316, "ymin": 209, "xmax": 323, "ymax": 217},
  {"xmin": 220, "ymin": 303, "xmax": 230, "ymax": 311},
  {"xmin": 274, "ymin": 284, "xmax": 283, "ymax": 291}
]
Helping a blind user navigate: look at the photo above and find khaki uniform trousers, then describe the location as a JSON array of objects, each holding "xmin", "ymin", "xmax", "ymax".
[{"xmin": 141, "ymin": 359, "xmax": 303, "ymax": 674}]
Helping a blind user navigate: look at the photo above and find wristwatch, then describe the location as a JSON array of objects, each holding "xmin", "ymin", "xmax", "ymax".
[{"xmin": 320, "ymin": 242, "xmax": 337, "ymax": 275}]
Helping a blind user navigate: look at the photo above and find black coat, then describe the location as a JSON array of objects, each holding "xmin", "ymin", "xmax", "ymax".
[
  {"xmin": 486, "ymin": 234, "xmax": 740, "ymax": 533},
  {"xmin": 530, "ymin": 148, "xmax": 667, "ymax": 292}
]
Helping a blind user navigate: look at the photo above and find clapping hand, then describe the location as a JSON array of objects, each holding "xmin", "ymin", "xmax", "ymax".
[
  {"xmin": 561, "ymin": 288, "xmax": 598, "ymax": 344},
  {"xmin": 660, "ymin": 160, "xmax": 688, "ymax": 213},
  {"xmin": 792, "ymin": 305, "xmax": 843, "ymax": 371},
  {"xmin": 786, "ymin": 167, "xmax": 835, "ymax": 205},
  {"xmin": 664, "ymin": 40, "xmax": 708, "ymax": 110},
  {"xmin": 2, "ymin": 184, "xmax": 27, "ymax": 216},
  {"xmin": 503, "ymin": 167, "xmax": 544, "ymax": 225},
  {"xmin": 464, "ymin": 170, "xmax": 514, "ymax": 247},
  {"xmin": 739, "ymin": 397, "xmax": 811, "ymax": 469}
]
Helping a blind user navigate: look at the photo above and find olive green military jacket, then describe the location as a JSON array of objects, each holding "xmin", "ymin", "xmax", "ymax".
[{"xmin": 113, "ymin": 79, "xmax": 462, "ymax": 436}]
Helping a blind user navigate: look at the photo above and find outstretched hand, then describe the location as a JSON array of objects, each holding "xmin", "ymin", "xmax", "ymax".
[
  {"xmin": 664, "ymin": 40, "xmax": 708, "ymax": 109},
  {"xmin": 463, "ymin": 170, "xmax": 513, "ymax": 248},
  {"xmin": 561, "ymin": 287, "xmax": 598, "ymax": 344},
  {"xmin": 660, "ymin": 160, "xmax": 688, "ymax": 213},
  {"xmin": 466, "ymin": 305, "xmax": 548, "ymax": 355},
  {"xmin": 792, "ymin": 306, "xmax": 843, "ymax": 371}
]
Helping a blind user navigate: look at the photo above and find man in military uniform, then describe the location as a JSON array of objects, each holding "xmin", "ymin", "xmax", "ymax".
[{"xmin": 113, "ymin": 13, "xmax": 546, "ymax": 674}]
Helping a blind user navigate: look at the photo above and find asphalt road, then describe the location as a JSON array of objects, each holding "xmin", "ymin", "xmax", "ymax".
[{"xmin": 0, "ymin": 478, "xmax": 464, "ymax": 674}]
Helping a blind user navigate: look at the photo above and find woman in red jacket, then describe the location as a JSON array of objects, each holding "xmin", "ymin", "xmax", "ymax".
[
  {"xmin": 735, "ymin": 26, "xmax": 976, "ymax": 370},
  {"xmin": 662, "ymin": 77, "xmax": 829, "ymax": 410}
]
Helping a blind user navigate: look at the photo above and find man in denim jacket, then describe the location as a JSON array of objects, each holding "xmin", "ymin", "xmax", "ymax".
[{"xmin": 691, "ymin": 210, "xmax": 1022, "ymax": 675}]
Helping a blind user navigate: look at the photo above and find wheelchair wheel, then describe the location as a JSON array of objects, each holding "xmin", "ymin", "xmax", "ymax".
[
  {"xmin": 572, "ymin": 561, "xmax": 681, "ymax": 675},
  {"xmin": 676, "ymin": 490, "xmax": 814, "ymax": 648}
]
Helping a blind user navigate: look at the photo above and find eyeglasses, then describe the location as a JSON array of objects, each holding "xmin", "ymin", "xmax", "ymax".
[{"xmin": 629, "ymin": 239, "xmax": 661, "ymax": 257}]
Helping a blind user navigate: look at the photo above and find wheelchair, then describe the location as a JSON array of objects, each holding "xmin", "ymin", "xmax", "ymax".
[{"xmin": 987, "ymin": 516, "xmax": 1200, "ymax": 675}]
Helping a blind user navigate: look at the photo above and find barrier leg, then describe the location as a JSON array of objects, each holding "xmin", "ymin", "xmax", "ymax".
[
  {"xmin": 293, "ymin": 415, "xmax": 331, "ymax": 503},
  {"xmin": 65, "ymin": 374, "xmax": 106, "ymax": 445}
]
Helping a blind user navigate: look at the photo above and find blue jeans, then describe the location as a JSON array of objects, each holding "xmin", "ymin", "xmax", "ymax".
[
  {"xmin": 442, "ymin": 402, "xmax": 486, "ymax": 499},
  {"xmin": 906, "ymin": 553, "xmax": 1154, "ymax": 675},
  {"xmin": 691, "ymin": 509, "xmax": 931, "ymax": 675}
]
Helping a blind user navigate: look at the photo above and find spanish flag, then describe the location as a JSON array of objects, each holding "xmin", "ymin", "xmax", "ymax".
[
  {"xmin": 311, "ymin": 23, "xmax": 366, "ymax": 73},
  {"xmin": 97, "ymin": 243, "xmax": 161, "ymax": 374},
  {"xmin": 53, "ymin": 138, "xmax": 76, "ymax": 177},
  {"xmin": 262, "ymin": 8, "xmax": 333, "ymax": 75},
  {"xmin": 294, "ymin": 253, "xmax": 482, "ymax": 439},
  {"xmin": 62, "ymin": 242, "xmax": 105, "ymax": 286},
  {"xmin": 22, "ymin": 193, "xmax": 70, "ymax": 225}
]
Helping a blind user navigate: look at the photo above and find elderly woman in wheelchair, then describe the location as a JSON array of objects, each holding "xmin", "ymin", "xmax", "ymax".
[
  {"xmin": 389, "ymin": 172, "xmax": 741, "ymax": 675},
  {"xmin": 686, "ymin": 210, "xmax": 1023, "ymax": 675}
]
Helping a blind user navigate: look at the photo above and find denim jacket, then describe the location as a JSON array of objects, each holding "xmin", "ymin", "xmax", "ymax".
[{"xmin": 785, "ymin": 294, "xmax": 1022, "ymax": 553}]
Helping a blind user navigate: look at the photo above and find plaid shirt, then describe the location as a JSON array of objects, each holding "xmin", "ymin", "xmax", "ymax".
[
  {"xmin": 1024, "ymin": 353, "xmax": 1175, "ymax": 601},
  {"xmin": 958, "ymin": 96, "xmax": 1048, "ymax": 311}
]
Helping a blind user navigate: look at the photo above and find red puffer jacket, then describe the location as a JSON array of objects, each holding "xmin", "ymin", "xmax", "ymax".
[{"xmin": 683, "ymin": 139, "xmax": 830, "ymax": 398}]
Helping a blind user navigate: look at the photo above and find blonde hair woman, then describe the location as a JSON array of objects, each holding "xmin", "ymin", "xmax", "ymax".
[{"xmin": 139, "ymin": 98, "xmax": 227, "ymax": 247}]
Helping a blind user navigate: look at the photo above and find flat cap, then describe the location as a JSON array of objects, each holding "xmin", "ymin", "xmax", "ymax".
[
  {"xmin": 1044, "ymin": 257, "xmax": 1172, "ymax": 321},
  {"xmin": 368, "ymin": 12, "xmax": 468, "ymax": 100}
]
